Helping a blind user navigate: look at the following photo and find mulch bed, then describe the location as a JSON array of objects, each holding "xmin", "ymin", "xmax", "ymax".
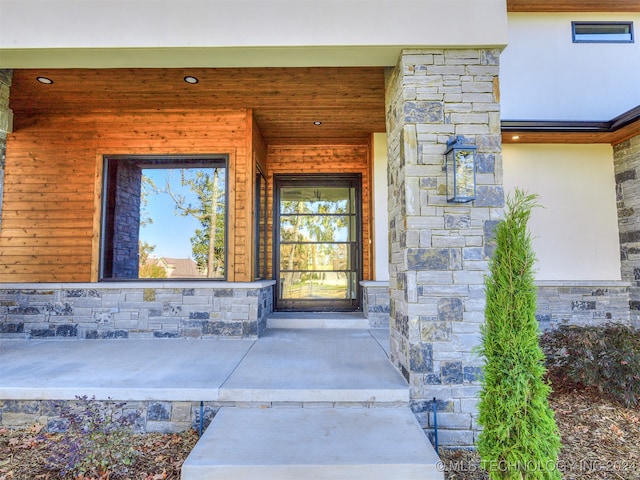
[
  {"xmin": 0, "ymin": 429, "xmax": 199, "ymax": 479},
  {"xmin": 2, "ymin": 383, "xmax": 639, "ymax": 479},
  {"xmin": 439, "ymin": 383, "xmax": 640, "ymax": 480}
]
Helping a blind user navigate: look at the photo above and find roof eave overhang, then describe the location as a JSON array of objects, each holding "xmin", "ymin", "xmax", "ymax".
[{"xmin": 502, "ymin": 106, "xmax": 640, "ymax": 145}]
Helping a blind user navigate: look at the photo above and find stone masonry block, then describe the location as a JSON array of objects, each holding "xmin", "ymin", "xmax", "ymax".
[
  {"xmin": 409, "ymin": 342, "xmax": 433, "ymax": 373},
  {"xmin": 432, "ymin": 428, "xmax": 475, "ymax": 447},
  {"xmin": 450, "ymin": 385, "xmax": 483, "ymax": 398},
  {"xmin": 402, "ymin": 124, "xmax": 418, "ymax": 164},
  {"xmin": 461, "ymin": 397, "xmax": 480, "ymax": 413},
  {"xmin": 432, "ymin": 236, "xmax": 466, "ymax": 248},
  {"xmin": 407, "ymin": 248, "xmax": 450, "ymax": 270},
  {"xmin": 147, "ymin": 402, "xmax": 171, "ymax": 421},
  {"xmin": 146, "ymin": 421, "xmax": 189, "ymax": 434},
  {"xmin": 421, "ymin": 321, "xmax": 451, "ymax": 341},
  {"xmin": 403, "ymin": 101, "xmax": 444, "ymax": 123},
  {"xmin": 455, "ymin": 124, "xmax": 489, "ymax": 135},
  {"xmin": 441, "ymin": 361, "xmax": 463, "ymax": 384},
  {"xmin": 438, "ymin": 297, "xmax": 463, "ymax": 322},
  {"xmin": 430, "ymin": 412, "xmax": 472, "ymax": 430}
]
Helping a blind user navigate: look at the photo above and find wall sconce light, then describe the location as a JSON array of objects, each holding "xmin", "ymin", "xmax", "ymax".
[{"xmin": 445, "ymin": 136, "xmax": 477, "ymax": 203}]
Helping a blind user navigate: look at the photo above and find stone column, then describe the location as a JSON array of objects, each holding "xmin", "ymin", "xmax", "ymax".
[
  {"xmin": 614, "ymin": 134, "xmax": 640, "ymax": 329},
  {"xmin": 0, "ymin": 70, "xmax": 12, "ymax": 229},
  {"xmin": 385, "ymin": 49, "xmax": 503, "ymax": 447}
]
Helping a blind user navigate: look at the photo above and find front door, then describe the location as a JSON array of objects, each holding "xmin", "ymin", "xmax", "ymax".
[{"xmin": 275, "ymin": 175, "xmax": 362, "ymax": 311}]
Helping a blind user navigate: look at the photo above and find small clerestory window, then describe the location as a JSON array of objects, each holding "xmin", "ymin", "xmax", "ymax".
[{"xmin": 572, "ymin": 21, "xmax": 634, "ymax": 43}]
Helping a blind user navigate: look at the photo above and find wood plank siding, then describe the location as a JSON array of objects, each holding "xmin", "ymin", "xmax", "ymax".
[
  {"xmin": 3, "ymin": 68, "xmax": 380, "ymax": 283},
  {"xmin": 2, "ymin": 109, "xmax": 253, "ymax": 282}
]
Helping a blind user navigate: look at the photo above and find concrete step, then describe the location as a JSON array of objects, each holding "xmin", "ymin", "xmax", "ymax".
[
  {"xmin": 218, "ymin": 329, "xmax": 408, "ymax": 404},
  {"xmin": 181, "ymin": 407, "xmax": 443, "ymax": 480},
  {"xmin": 267, "ymin": 312, "xmax": 370, "ymax": 329}
]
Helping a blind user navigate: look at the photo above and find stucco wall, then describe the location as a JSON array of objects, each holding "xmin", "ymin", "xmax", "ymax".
[
  {"xmin": 373, "ymin": 133, "xmax": 389, "ymax": 281},
  {"xmin": 502, "ymin": 13, "xmax": 640, "ymax": 121},
  {"xmin": 503, "ymin": 144, "xmax": 620, "ymax": 281}
]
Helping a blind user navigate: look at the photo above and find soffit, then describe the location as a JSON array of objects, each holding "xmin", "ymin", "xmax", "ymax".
[
  {"xmin": 9, "ymin": 68, "xmax": 387, "ymax": 145},
  {"xmin": 502, "ymin": 106, "xmax": 640, "ymax": 145}
]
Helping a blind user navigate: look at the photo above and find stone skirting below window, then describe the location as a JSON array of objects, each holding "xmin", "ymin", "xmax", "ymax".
[
  {"xmin": 0, "ymin": 281, "xmax": 275, "ymax": 340},
  {"xmin": 535, "ymin": 280, "xmax": 631, "ymax": 330}
]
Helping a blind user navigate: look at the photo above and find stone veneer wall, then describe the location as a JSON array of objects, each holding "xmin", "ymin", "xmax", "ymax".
[
  {"xmin": 535, "ymin": 281, "xmax": 630, "ymax": 330},
  {"xmin": 360, "ymin": 281, "xmax": 390, "ymax": 328},
  {"xmin": 0, "ymin": 282, "xmax": 274, "ymax": 339},
  {"xmin": 0, "ymin": 398, "xmax": 401, "ymax": 433},
  {"xmin": 385, "ymin": 49, "xmax": 503, "ymax": 447},
  {"xmin": 112, "ymin": 161, "xmax": 142, "ymax": 278},
  {"xmin": 614, "ymin": 134, "xmax": 640, "ymax": 329}
]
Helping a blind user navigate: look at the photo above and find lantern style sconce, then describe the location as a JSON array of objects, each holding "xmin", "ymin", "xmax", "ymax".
[{"xmin": 445, "ymin": 136, "xmax": 477, "ymax": 203}]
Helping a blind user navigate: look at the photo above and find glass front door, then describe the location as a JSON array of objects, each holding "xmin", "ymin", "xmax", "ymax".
[{"xmin": 275, "ymin": 175, "xmax": 362, "ymax": 311}]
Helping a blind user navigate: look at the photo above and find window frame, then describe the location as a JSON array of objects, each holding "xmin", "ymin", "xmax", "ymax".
[
  {"xmin": 100, "ymin": 154, "xmax": 229, "ymax": 281},
  {"xmin": 572, "ymin": 21, "xmax": 634, "ymax": 44},
  {"xmin": 254, "ymin": 165, "xmax": 268, "ymax": 280}
]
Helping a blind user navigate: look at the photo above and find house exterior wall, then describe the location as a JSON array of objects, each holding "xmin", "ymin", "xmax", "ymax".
[
  {"xmin": 373, "ymin": 132, "xmax": 390, "ymax": 281},
  {"xmin": 615, "ymin": 134, "xmax": 640, "ymax": 328},
  {"xmin": 502, "ymin": 13, "xmax": 640, "ymax": 121},
  {"xmin": 503, "ymin": 144, "xmax": 621, "ymax": 281},
  {"xmin": 385, "ymin": 48, "xmax": 503, "ymax": 447},
  {"xmin": 1, "ymin": 108, "xmax": 254, "ymax": 283}
]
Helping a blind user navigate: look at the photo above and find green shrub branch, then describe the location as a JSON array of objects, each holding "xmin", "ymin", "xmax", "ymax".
[{"xmin": 477, "ymin": 189, "xmax": 561, "ymax": 480}]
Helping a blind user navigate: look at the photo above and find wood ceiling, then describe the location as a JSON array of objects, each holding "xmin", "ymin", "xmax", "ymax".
[
  {"xmin": 10, "ymin": 67, "xmax": 639, "ymax": 146},
  {"xmin": 507, "ymin": 0, "xmax": 640, "ymax": 12},
  {"xmin": 9, "ymin": 68, "xmax": 387, "ymax": 145}
]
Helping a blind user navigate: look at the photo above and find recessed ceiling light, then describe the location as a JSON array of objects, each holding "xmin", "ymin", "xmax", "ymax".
[
  {"xmin": 184, "ymin": 76, "xmax": 199, "ymax": 84},
  {"xmin": 313, "ymin": 121, "xmax": 322, "ymax": 125},
  {"xmin": 512, "ymin": 135, "xmax": 520, "ymax": 140},
  {"xmin": 36, "ymin": 77, "xmax": 53, "ymax": 84}
]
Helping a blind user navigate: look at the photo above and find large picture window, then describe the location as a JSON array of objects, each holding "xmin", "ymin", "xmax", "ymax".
[{"xmin": 101, "ymin": 155, "xmax": 227, "ymax": 280}]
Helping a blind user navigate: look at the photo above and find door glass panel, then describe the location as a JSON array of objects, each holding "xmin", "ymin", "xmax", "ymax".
[
  {"xmin": 275, "ymin": 178, "xmax": 361, "ymax": 310},
  {"xmin": 279, "ymin": 272, "xmax": 351, "ymax": 299},
  {"xmin": 280, "ymin": 187, "xmax": 350, "ymax": 214},
  {"xmin": 280, "ymin": 244, "xmax": 350, "ymax": 271},
  {"xmin": 279, "ymin": 215, "xmax": 349, "ymax": 242}
]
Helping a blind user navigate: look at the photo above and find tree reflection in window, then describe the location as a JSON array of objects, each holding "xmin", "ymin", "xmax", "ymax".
[{"xmin": 101, "ymin": 156, "xmax": 227, "ymax": 280}]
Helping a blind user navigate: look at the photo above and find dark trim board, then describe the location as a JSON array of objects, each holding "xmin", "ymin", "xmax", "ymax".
[{"xmin": 502, "ymin": 105, "xmax": 640, "ymax": 145}]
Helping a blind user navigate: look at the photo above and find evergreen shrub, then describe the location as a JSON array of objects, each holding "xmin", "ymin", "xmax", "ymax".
[{"xmin": 477, "ymin": 190, "xmax": 561, "ymax": 479}]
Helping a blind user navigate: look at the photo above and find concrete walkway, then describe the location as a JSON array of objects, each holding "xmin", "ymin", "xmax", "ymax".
[
  {"xmin": 0, "ymin": 328, "xmax": 406, "ymax": 403},
  {"xmin": 182, "ymin": 407, "xmax": 443, "ymax": 480}
]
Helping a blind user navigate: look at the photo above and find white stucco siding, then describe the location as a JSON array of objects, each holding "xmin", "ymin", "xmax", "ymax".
[
  {"xmin": 503, "ymin": 144, "xmax": 621, "ymax": 281},
  {"xmin": 373, "ymin": 133, "xmax": 389, "ymax": 281},
  {"xmin": 501, "ymin": 13, "xmax": 640, "ymax": 121},
  {"xmin": 0, "ymin": 0, "xmax": 508, "ymax": 68}
]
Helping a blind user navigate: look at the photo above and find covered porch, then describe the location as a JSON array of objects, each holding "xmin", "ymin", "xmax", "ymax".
[{"xmin": 0, "ymin": 323, "xmax": 444, "ymax": 479}]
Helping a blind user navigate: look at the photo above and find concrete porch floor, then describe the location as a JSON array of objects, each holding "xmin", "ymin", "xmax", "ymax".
[
  {"xmin": 0, "ymin": 328, "xmax": 404, "ymax": 403},
  {"xmin": 0, "ymin": 326, "xmax": 443, "ymax": 480}
]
